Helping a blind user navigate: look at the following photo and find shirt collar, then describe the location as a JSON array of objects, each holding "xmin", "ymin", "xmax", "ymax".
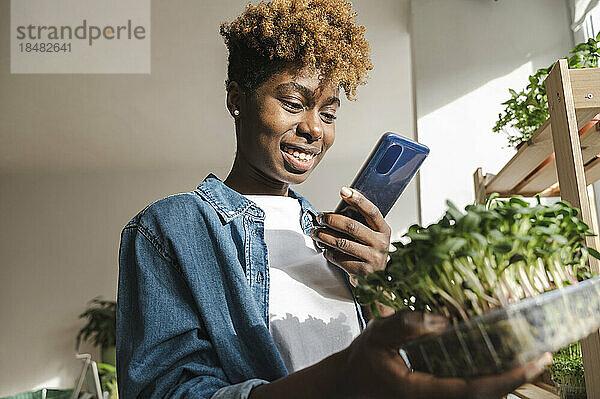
[{"xmin": 195, "ymin": 173, "xmax": 320, "ymax": 224}]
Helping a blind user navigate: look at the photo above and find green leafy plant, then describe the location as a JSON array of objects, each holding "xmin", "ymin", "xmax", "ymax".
[
  {"xmin": 357, "ymin": 196, "xmax": 600, "ymax": 377},
  {"xmin": 551, "ymin": 342, "xmax": 586, "ymax": 399},
  {"xmin": 354, "ymin": 195, "xmax": 599, "ymax": 321},
  {"xmin": 551, "ymin": 342, "xmax": 586, "ymax": 388},
  {"xmin": 494, "ymin": 32, "xmax": 600, "ymax": 147},
  {"xmin": 76, "ymin": 297, "xmax": 117, "ymax": 350},
  {"xmin": 97, "ymin": 362, "xmax": 119, "ymax": 399}
]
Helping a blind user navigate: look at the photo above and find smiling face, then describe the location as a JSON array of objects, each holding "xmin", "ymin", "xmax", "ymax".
[{"xmin": 227, "ymin": 67, "xmax": 339, "ymax": 191}]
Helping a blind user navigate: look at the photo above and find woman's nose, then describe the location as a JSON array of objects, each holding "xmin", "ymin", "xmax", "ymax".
[{"xmin": 297, "ymin": 112, "xmax": 323, "ymax": 141}]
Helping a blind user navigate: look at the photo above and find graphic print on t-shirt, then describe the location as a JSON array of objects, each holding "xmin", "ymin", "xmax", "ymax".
[{"xmin": 245, "ymin": 195, "xmax": 361, "ymax": 372}]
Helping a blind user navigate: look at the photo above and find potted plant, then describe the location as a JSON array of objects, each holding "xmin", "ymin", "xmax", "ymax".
[
  {"xmin": 97, "ymin": 362, "xmax": 119, "ymax": 399},
  {"xmin": 76, "ymin": 297, "xmax": 117, "ymax": 366},
  {"xmin": 354, "ymin": 195, "xmax": 600, "ymax": 377},
  {"xmin": 551, "ymin": 342, "xmax": 586, "ymax": 399},
  {"xmin": 493, "ymin": 32, "xmax": 600, "ymax": 148}
]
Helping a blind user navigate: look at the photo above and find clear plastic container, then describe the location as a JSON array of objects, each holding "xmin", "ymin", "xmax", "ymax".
[
  {"xmin": 555, "ymin": 382, "xmax": 587, "ymax": 399},
  {"xmin": 401, "ymin": 276, "xmax": 600, "ymax": 378}
]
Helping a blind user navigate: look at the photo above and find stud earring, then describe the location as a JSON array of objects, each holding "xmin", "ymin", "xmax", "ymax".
[{"xmin": 233, "ymin": 109, "xmax": 240, "ymax": 116}]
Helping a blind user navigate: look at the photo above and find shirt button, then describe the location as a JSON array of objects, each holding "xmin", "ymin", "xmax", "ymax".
[{"xmin": 256, "ymin": 271, "xmax": 264, "ymax": 283}]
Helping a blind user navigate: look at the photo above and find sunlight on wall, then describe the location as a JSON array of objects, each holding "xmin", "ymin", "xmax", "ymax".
[
  {"xmin": 32, "ymin": 377, "xmax": 63, "ymax": 391},
  {"xmin": 418, "ymin": 62, "xmax": 534, "ymax": 225}
]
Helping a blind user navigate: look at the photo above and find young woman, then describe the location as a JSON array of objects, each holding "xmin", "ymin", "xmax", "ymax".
[{"xmin": 116, "ymin": 1, "xmax": 551, "ymax": 398}]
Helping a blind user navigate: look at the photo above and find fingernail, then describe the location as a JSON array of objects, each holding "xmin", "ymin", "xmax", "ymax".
[
  {"xmin": 341, "ymin": 186, "xmax": 352, "ymax": 198},
  {"xmin": 423, "ymin": 313, "xmax": 449, "ymax": 334},
  {"xmin": 316, "ymin": 213, "xmax": 323, "ymax": 223}
]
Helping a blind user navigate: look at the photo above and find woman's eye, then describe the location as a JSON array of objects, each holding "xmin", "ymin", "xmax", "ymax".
[
  {"xmin": 281, "ymin": 99, "xmax": 304, "ymax": 111},
  {"xmin": 321, "ymin": 112, "xmax": 337, "ymax": 123}
]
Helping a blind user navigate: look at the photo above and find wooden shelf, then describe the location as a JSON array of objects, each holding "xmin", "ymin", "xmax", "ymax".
[
  {"xmin": 475, "ymin": 60, "xmax": 600, "ymax": 398},
  {"xmin": 481, "ymin": 67, "xmax": 600, "ymax": 198},
  {"xmin": 513, "ymin": 382, "xmax": 558, "ymax": 399},
  {"xmin": 483, "ymin": 93, "xmax": 600, "ymax": 197},
  {"xmin": 484, "ymin": 110, "xmax": 599, "ymax": 197}
]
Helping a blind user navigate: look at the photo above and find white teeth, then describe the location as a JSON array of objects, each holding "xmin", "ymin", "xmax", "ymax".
[{"xmin": 283, "ymin": 145, "xmax": 313, "ymax": 162}]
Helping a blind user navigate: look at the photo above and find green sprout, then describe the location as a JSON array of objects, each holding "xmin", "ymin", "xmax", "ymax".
[
  {"xmin": 551, "ymin": 342, "xmax": 586, "ymax": 388},
  {"xmin": 354, "ymin": 195, "xmax": 600, "ymax": 321}
]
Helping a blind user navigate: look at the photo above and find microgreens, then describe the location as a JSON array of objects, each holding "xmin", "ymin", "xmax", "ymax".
[
  {"xmin": 354, "ymin": 195, "xmax": 600, "ymax": 320},
  {"xmin": 551, "ymin": 342, "xmax": 586, "ymax": 388}
]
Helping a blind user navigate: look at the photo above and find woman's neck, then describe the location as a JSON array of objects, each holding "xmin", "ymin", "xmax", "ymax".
[{"xmin": 224, "ymin": 153, "xmax": 290, "ymax": 196}]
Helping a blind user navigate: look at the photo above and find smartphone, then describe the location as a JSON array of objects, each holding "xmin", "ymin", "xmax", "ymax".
[{"xmin": 333, "ymin": 132, "xmax": 429, "ymax": 225}]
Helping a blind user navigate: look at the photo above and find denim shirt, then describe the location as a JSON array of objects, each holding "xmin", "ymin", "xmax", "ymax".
[{"xmin": 117, "ymin": 173, "xmax": 366, "ymax": 398}]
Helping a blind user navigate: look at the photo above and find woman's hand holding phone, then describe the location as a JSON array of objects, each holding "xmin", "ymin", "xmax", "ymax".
[{"xmin": 309, "ymin": 186, "xmax": 391, "ymax": 285}]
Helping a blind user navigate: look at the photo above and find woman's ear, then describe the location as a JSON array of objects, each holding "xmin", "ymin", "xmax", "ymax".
[{"xmin": 226, "ymin": 81, "xmax": 244, "ymax": 118}]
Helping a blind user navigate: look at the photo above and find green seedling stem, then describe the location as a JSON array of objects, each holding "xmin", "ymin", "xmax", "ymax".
[{"xmin": 355, "ymin": 196, "xmax": 600, "ymax": 322}]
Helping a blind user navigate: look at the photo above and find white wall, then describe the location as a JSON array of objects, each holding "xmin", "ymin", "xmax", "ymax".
[
  {"xmin": 0, "ymin": 0, "xmax": 415, "ymax": 394},
  {"xmin": 411, "ymin": 0, "xmax": 574, "ymax": 225},
  {"xmin": 0, "ymin": 168, "xmax": 216, "ymax": 394}
]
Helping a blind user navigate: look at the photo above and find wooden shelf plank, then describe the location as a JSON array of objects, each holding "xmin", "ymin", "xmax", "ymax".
[
  {"xmin": 570, "ymin": 68, "xmax": 600, "ymax": 109},
  {"xmin": 474, "ymin": 168, "xmax": 486, "ymax": 204},
  {"xmin": 546, "ymin": 58, "xmax": 600, "ymax": 399},
  {"xmin": 514, "ymin": 121, "xmax": 600, "ymax": 194},
  {"xmin": 485, "ymin": 108, "xmax": 599, "ymax": 194},
  {"xmin": 486, "ymin": 118, "xmax": 553, "ymax": 194},
  {"xmin": 586, "ymin": 156, "xmax": 600, "ymax": 184},
  {"xmin": 512, "ymin": 383, "xmax": 558, "ymax": 399},
  {"xmin": 512, "ymin": 158, "xmax": 557, "ymax": 195}
]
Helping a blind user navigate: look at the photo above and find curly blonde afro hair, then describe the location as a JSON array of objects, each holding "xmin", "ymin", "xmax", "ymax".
[{"xmin": 220, "ymin": 0, "xmax": 373, "ymax": 100}]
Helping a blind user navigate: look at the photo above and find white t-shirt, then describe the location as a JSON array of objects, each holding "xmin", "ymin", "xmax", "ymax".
[{"xmin": 245, "ymin": 194, "xmax": 362, "ymax": 372}]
